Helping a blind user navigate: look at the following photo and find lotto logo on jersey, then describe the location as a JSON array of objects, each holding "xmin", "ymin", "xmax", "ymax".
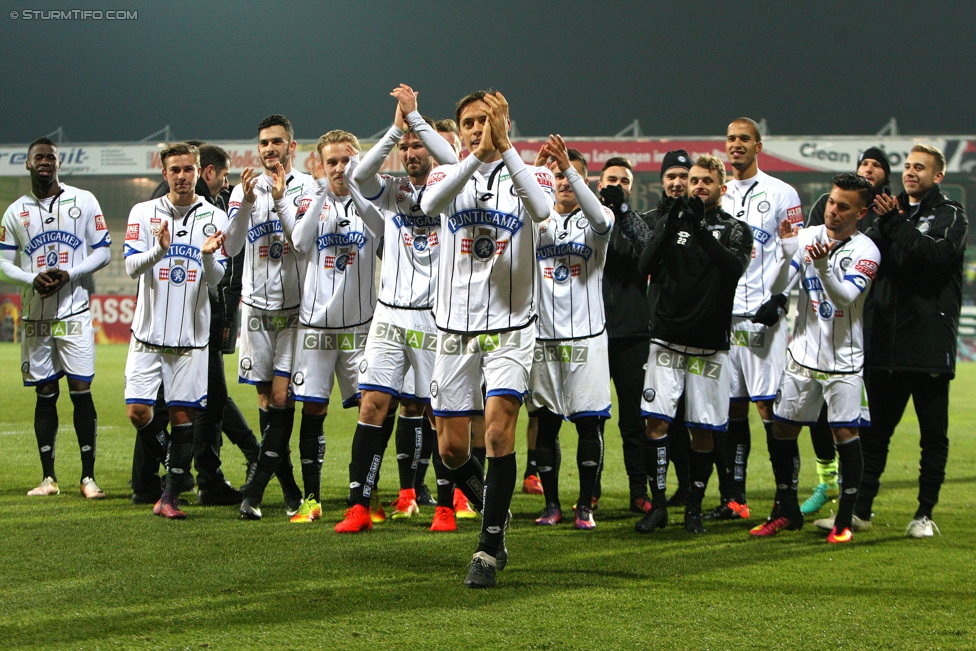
[
  {"xmin": 787, "ymin": 206, "xmax": 803, "ymax": 224},
  {"xmin": 95, "ymin": 214, "xmax": 107, "ymax": 231},
  {"xmin": 426, "ymin": 170, "xmax": 446, "ymax": 186},
  {"xmin": 854, "ymin": 259, "xmax": 878, "ymax": 279},
  {"xmin": 126, "ymin": 224, "xmax": 140, "ymax": 240}
]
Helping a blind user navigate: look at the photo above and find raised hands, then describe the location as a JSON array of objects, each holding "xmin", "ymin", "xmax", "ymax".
[
  {"xmin": 157, "ymin": 219, "xmax": 171, "ymax": 251},
  {"xmin": 390, "ymin": 84, "xmax": 419, "ymax": 130},
  {"xmin": 240, "ymin": 167, "xmax": 260, "ymax": 203},
  {"xmin": 483, "ymin": 92, "xmax": 511, "ymax": 153},
  {"xmin": 540, "ymin": 134, "xmax": 570, "ymax": 173},
  {"xmin": 271, "ymin": 162, "xmax": 286, "ymax": 201},
  {"xmin": 779, "ymin": 218, "xmax": 799, "ymax": 239},
  {"xmin": 202, "ymin": 230, "xmax": 226, "ymax": 255}
]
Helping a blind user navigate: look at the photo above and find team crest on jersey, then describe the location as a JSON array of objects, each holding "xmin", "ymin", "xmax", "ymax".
[
  {"xmin": 839, "ymin": 256, "xmax": 852, "ymax": 270},
  {"xmin": 643, "ymin": 388, "xmax": 656, "ymax": 402},
  {"xmin": 168, "ymin": 260, "xmax": 189, "ymax": 286},
  {"xmin": 413, "ymin": 234, "xmax": 429, "ymax": 252},
  {"xmin": 472, "ymin": 232, "xmax": 497, "ymax": 261},
  {"xmin": 268, "ymin": 237, "xmax": 285, "ymax": 260},
  {"xmin": 334, "ymin": 248, "xmax": 351, "ymax": 272},
  {"xmin": 359, "ymin": 360, "xmax": 368, "ymax": 373},
  {"xmin": 200, "ymin": 223, "xmax": 216, "ymax": 238},
  {"xmin": 552, "ymin": 263, "xmax": 570, "ymax": 283},
  {"xmin": 429, "ymin": 381, "xmax": 438, "ymax": 397},
  {"xmin": 44, "ymin": 246, "xmax": 61, "ymax": 269},
  {"xmin": 757, "ymin": 201, "xmax": 770, "ymax": 214},
  {"xmin": 21, "ymin": 361, "xmax": 29, "ymax": 374},
  {"xmin": 917, "ymin": 217, "xmax": 933, "ymax": 233},
  {"xmin": 818, "ymin": 300, "xmax": 834, "ymax": 319},
  {"xmin": 240, "ymin": 357, "xmax": 253, "ymax": 371},
  {"xmin": 576, "ymin": 217, "xmax": 589, "ymax": 230},
  {"xmin": 22, "ymin": 217, "xmax": 30, "ymax": 227},
  {"xmin": 292, "ymin": 371, "xmax": 305, "ymax": 386},
  {"xmin": 68, "ymin": 206, "xmax": 82, "ymax": 219}
]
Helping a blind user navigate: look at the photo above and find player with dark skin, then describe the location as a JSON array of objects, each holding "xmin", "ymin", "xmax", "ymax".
[{"xmin": 26, "ymin": 143, "xmax": 88, "ymax": 398}]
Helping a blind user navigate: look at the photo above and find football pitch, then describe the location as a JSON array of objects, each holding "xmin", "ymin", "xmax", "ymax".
[{"xmin": 1, "ymin": 342, "xmax": 974, "ymax": 650}]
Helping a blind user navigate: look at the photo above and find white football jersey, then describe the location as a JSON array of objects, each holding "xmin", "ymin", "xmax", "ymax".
[
  {"xmin": 291, "ymin": 182, "xmax": 378, "ymax": 329},
  {"xmin": 124, "ymin": 197, "xmax": 228, "ymax": 348},
  {"xmin": 226, "ymin": 170, "xmax": 312, "ymax": 311},
  {"xmin": 722, "ymin": 170, "xmax": 803, "ymax": 317},
  {"xmin": 0, "ymin": 184, "xmax": 111, "ymax": 320},
  {"xmin": 367, "ymin": 175, "xmax": 440, "ymax": 309},
  {"xmin": 535, "ymin": 201, "xmax": 613, "ymax": 340},
  {"xmin": 421, "ymin": 150, "xmax": 555, "ymax": 334},
  {"xmin": 783, "ymin": 225, "xmax": 880, "ymax": 373}
]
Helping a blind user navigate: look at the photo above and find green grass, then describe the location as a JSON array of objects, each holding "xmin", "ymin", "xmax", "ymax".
[{"xmin": 1, "ymin": 342, "xmax": 974, "ymax": 650}]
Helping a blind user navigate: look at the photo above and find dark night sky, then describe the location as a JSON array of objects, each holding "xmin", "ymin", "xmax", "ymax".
[{"xmin": 1, "ymin": 1, "xmax": 974, "ymax": 143}]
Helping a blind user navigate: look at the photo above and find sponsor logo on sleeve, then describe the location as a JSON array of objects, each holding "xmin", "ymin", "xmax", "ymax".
[
  {"xmin": 125, "ymin": 224, "xmax": 140, "ymax": 240},
  {"xmin": 787, "ymin": 205, "xmax": 803, "ymax": 224},
  {"xmin": 854, "ymin": 259, "xmax": 878, "ymax": 279},
  {"xmin": 534, "ymin": 171, "xmax": 554, "ymax": 188},
  {"xmin": 426, "ymin": 170, "xmax": 446, "ymax": 186},
  {"xmin": 94, "ymin": 214, "xmax": 107, "ymax": 231}
]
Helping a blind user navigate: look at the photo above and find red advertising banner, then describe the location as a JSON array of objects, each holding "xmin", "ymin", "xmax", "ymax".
[{"xmin": 0, "ymin": 293, "xmax": 135, "ymax": 344}]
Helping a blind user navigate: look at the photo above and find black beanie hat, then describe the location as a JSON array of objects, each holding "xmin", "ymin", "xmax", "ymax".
[
  {"xmin": 858, "ymin": 146, "xmax": 891, "ymax": 180},
  {"xmin": 660, "ymin": 150, "xmax": 692, "ymax": 180}
]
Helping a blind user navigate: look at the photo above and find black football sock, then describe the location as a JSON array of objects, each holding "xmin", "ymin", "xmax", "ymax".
[
  {"xmin": 450, "ymin": 455, "xmax": 485, "ymax": 511},
  {"xmin": 687, "ymin": 448, "xmax": 714, "ymax": 512},
  {"xmin": 729, "ymin": 417, "xmax": 752, "ymax": 503},
  {"xmin": 349, "ymin": 422, "xmax": 387, "ymax": 507},
  {"xmin": 273, "ymin": 406, "xmax": 302, "ymax": 498},
  {"xmin": 374, "ymin": 411, "xmax": 396, "ymax": 489},
  {"xmin": 711, "ymin": 427, "xmax": 733, "ymax": 502},
  {"xmin": 668, "ymin": 420, "xmax": 691, "ymax": 495},
  {"xmin": 395, "ymin": 416, "xmax": 424, "ymax": 491},
  {"xmin": 575, "ymin": 416, "xmax": 604, "ymax": 510},
  {"xmin": 70, "ymin": 390, "xmax": 98, "ymax": 481},
  {"xmin": 810, "ymin": 406, "xmax": 836, "ymax": 462},
  {"xmin": 472, "ymin": 445, "xmax": 486, "ymax": 473},
  {"xmin": 768, "ymin": 435, "xmax": 800, "ymax": 513},
  {"xmin": 834, "ymin": 437, "xmax": 863, "ymax": 530},
  {"xmin": 133, "ymin": 409, "xmax": 167, "ymax": 495},
  {"xmin": 432, "ymin": 448, "xmax": 455, "ymax": 508},
  {"xmin": 476, "ymin": 453, "xmax": 516, "ymax": 558},
  {"xmin": 34, "ymin": 392, "xmax": 60, "ymax": 481},
  {"xmin": 258, "ymin": 408, "xmax": 269, "ymax": 437},
  {"xmin": 535, "ymin": 408, "xmax": 563, "ymax": 509},
  {"xmin": 414, "ymin": 417, "xmax": 435, "ymax": 489},
  {"xmin": 524, "ymin": 449, "xmax": 538, "ymax": 479},
  {"xmin": 298, "ymin": 412, "xmax": 326, "ymax": 502},
  {"xmin": 246, "ymin": 406, "xmax": 288, "ymax": 503},
  {"xmin": 645, "ymin": 435, "xmax": 669, "ymax": 509},
  {"xmin": 163, "ymin": 423, "xmax": 194, "ymax": 499}
]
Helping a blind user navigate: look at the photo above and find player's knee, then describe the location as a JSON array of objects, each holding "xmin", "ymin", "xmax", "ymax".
[
  {"xmin": 399, "ymin": 400, "xmax": 423, "ymax": 418},
  {"xmin": 689, "ymin": 429, "xmax": 714, "ymax": 452},
  {"xmin": 127, "ymin": 404, "xmax": 152, "ymax": 428},
  {"xmin": 35, "ymin": 382, "xmax": 59, "ymax": 398},
  {"xmin": 358, "ymin": 391, "xmax": 390, "ymax": 425},
  {"xmin": 729, "ymin": 401, "xmax": 749, "ymax": 420},
  {"xmin": 66, "ymin": 378, "xmax": 91, "ymax": 393}
]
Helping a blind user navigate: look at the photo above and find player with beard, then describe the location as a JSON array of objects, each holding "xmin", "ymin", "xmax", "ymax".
[
  {"xmin": 1, "ymin": 137, "xmax": 112, "ymax": 499},
  {"xmin": 708, "ymin": 118, "xmax": 802, "ymax": 523},
  {"xmin": 642, "ymin": 150, "xmax": 694, "ymax": 508},
  {"xmin": 225, "ymin": 115, "xmax": 309, "ymax": 520},
  {"xmin": 421, "ymin": 91, "xmax": 555, "ymax": 587},
  {"xmin": 239, "ymin": 131, "xmax": 381, "ymax": 523},
  {"xmin": 753, "ymin": 173, "xmax": 880, "ymax": 543},
  {"xmin": 336, "ymin": 85, "xmax": 461, "ymax": 532},
  {"xmin": 795, "ymin": 147, "xmax": 891, "ymax": 517},
  {"xmin": 635, "ymin": 155, "xmax": 752, "ymax": 534},
  {"xmin": 528, "ymin": 137, "xmax": 612, "ymax": 529}
]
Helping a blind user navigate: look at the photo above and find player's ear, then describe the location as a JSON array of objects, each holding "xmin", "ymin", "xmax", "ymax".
[
  {"xmin": 720, "ymin": 183, "xmax": 727, "ymax": 196},
  {"xmin": 289, "ymin": 140, "xmax": 297, "ymax": 157}
]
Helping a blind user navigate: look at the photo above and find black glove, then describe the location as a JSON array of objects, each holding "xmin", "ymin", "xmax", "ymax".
[
  {"xmin": 751, "ymin": 293, "xmax": 788, "ymax": 326},
  {"xmin": 686, "ymin": 195, "xmax": 709, "ymax": 236},
  {"xmin": 664, "ymin": 195, "xmax": 686, "ymax": 234},
  {"xmin": 599, "ymin": 184, "xmax": 628, "ymax": 216}
]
